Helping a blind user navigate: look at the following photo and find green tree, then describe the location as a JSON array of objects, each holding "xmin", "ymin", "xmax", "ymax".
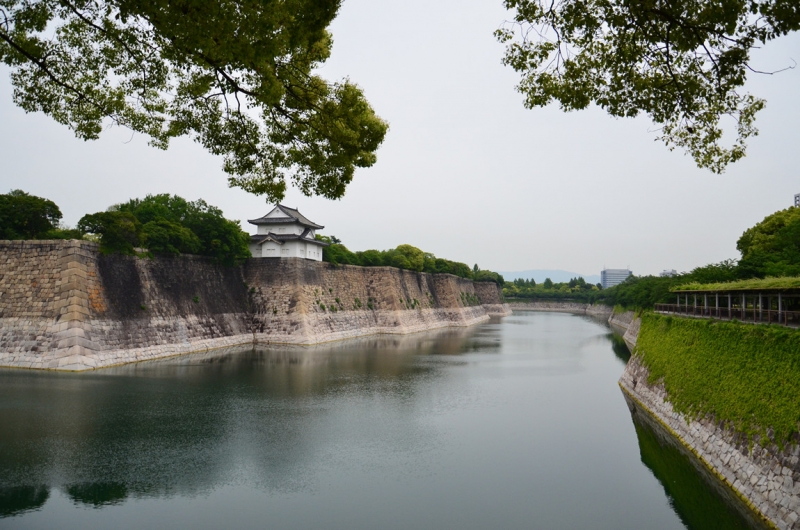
[
  {"xmin": 0, "ymin": 189, "xmax": 62, "ymax": 239},
  {"xmin": 497, "ymin": 0, "xmax": 800, "ymax": 173},
  {"xmin": 446, "ymin": 260, "xmax": 473, "ymax": 279},
  {"xmin": 389, "ymin": 253, "xmax": 411, "ymax": 270},
  {"xmin": 394, "ymin": 244, "xmax": 424, "ymax": 272},
  {"xmin": 474, "ymin": 270, "xmax": 505, "ymax": 285},
  {"xmin": 358, "ymin": 249, "xmax": 384, "ymax": 267},
  {"xmin": 1, "ymin": 0, "xmax": 388, "ymax": 203},
  {"xmin": 737, "ymin": 207, "xmax": 800, "ymax": 278},
  {"xmin": 322, "ymin": 242, "xmax": 359, "ymax": 265},
  {"xmin": 114, "ymin": 194, "xmax": 250, "ymax": 264},
  {"xmin": 543, "ymin": 277, "xmax": 553, "ymax": 289},
  {"xmin": 77, "ymin": 211, "xmax": 141, "ymax": 254},
  {"xmin": 689, "ymin": 259, "xmax": 739, "ymax": 283},
  {"xmin": 141, "ymin": 218, "xmax": 200, "ymax": 256}
]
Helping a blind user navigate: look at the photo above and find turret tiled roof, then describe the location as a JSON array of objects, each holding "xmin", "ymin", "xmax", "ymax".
[
  {"xmin": 248, "ymin": 204, "xmax": 324, "ymax": 230},
  {"xmin": 249, "ymin": 228, "xmax": 329, "ymax": 247}
]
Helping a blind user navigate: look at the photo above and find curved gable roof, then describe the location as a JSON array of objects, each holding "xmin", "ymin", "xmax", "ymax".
[
  {"xmin": 248, "ymin": 204, "xmax": 324, "ymax": 229},
  {"xmin": 249, "ymin": 230, "xmax": 329, "ymax": 247}
]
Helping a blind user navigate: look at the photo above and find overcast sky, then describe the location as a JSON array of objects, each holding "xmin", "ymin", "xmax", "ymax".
[{"xmin": 2, "ymin": 0, "xmax": 799, "ymax": 277}]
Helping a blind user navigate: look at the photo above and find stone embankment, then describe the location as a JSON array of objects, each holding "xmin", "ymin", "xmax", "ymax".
[
  {"xmin": 621, "ymin": 356, "xmax": 799, "ymax": 530},
  {"xmin": 613, "ymin": 317, "xmax": 799, "ymax": 529},
  {"xmin": 512, "ymin": 300, "xmax": 798, "ymax": 528},
  {"xmin": 508, "ymin": 301, "xmax": 613, "ymax": 318},
  {"xmin": 0, "ymin": 241, "xmax": 510, "ymax": 371},
  {"xmin": 510, "ymin": 300, "xmax": 641, "ymax": 350}
]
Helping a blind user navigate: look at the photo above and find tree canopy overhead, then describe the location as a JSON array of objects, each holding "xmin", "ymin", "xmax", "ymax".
[
  {"xmin": 0, "ymin": 0, "xmax": 388, "ymax": 202},
  {"xmin": 497, "ymin": 0, "xmax": 800, "ymax": 173}
]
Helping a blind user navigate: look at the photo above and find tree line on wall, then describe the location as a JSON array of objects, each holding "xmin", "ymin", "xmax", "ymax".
[
  {"xmin": 0, "ymin": 189, "xmax": 505, "ymax": 282},
  {"xmin": 317, "ymin": 237, "xmax": 505, "ymax": 284}
]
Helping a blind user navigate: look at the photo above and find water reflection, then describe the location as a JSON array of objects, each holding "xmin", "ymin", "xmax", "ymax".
[
  {"xmin": 0, "ymin": 314, "xmax": 769, "ymax": 529},
  {"xmin": 609, "ymin": 332, "xmax": 632, "ymax": 364},
  {"xmin": 65, "ymin": 482, "xmax": 127, "ymax": 508},
  {"xmin": 626, "ymin": 395, "xmax": 769, "ymax": 530},
  {"xmin": 0, "ymin": 327, "xmax": 484, "ymax": 513},
  {"xmin": 0, "ymin": 486, "xmax": 49, "ymax": 518}
]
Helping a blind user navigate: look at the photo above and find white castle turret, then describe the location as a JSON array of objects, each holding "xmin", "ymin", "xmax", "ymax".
[{"xmin": 247, "ymin": 205, "xmax": 329, "ymax": 260}]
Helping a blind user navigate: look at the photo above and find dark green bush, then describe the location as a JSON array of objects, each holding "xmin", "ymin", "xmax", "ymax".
[{"xmin": 0, "ymin": 190, "xmax": 64, "ymax": 240}]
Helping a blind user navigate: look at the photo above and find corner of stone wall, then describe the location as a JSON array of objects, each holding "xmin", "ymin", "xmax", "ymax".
[
  {"xmin": 621, "ymin": 316, "xmax": 641, "ymax": 351},
  {"xmin": 48, "ymin": 241, "xmax": 101, "ymax": 370}
]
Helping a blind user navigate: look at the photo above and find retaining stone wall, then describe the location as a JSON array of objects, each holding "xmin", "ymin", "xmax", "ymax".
[
  {"xmin": 0, "ymin": 241, "xmax": 509, "ymax": 370},
  {"xmin": 508, "ymin": 301, "xmax": 614, "ymax": 319},
  {"xmin": 243, "ymin": 259, "xmax": 506, "ymax": 345},
  {"xmin": 618, "ymin": 317, "xmax": 799, "ymax": 530},
  {"xmin": 620, "ymin": 357, "xmax": 799, "ymax": 529}
]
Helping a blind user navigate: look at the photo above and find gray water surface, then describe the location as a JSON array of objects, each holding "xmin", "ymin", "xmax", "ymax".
[{"xmin": 0, "ymin": 312, "xmax": 764, "ymax": 529}]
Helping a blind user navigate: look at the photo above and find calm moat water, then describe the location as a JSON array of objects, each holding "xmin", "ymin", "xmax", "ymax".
[{"xmin": 0, "ymin": 312, "xmax": 768, "ymax": 529}]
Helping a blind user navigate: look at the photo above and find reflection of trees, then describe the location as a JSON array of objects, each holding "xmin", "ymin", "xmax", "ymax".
[
  {"xmin": 66, "ymin": 483, "xmax": 127, "ymax": 507},
  {"xmin": 0, "ymin": 325, "xmax": 489, "ymax": 512},
  {"xmin": 0, "ymin": 485, "xmax": 49, "ymax": 517},
  {"xmin": 607, "ymin": 333, "xmax": 631, "ymax": 364},
  {"xmin": 626, "ymin": 395, "xmax": 768, "ymax": 530}
]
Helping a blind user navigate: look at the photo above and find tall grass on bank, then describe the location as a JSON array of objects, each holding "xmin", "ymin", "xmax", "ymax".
[{"xmin": 636, "ymin": 313, "xmax": 800, "ymax": 447}]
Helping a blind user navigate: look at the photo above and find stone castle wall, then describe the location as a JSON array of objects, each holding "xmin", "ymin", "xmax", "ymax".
[
  {"xmin": 0, "ymin": 241, "xmax": 509, "ymax": 370},
  {"xmin": 621, "ymin": 356, "xmax": 799, "ymax": 529},
  {"xmin": 244, "ymin": 259, "xmax": 501, "ymax": 345}
]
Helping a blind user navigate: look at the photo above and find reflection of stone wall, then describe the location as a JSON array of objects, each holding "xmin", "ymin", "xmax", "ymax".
[{"xmin": 0, "ymin": 241, "xmax": 510, "ymax": 371}]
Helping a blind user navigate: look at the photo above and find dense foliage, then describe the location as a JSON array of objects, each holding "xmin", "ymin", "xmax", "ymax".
[
  {"xmin": 737, "ymin": 207, "xmax": 800, "ymax": 278},
  {"xmin": 0, "ymin": 189, "xmax": 80, "ymax": 239},
  {"xmin": 503, "ymin": 276, "xmax": 599, "ymax": 300},
  {"xmin": 497, "ymin": 0, "xmax": 800, "ymax": 173},
  {"xmin": 318, "ymin": 237, "xmax": 503, "ymax": 284},
  {"xmin": 637, "ymin": 313, "xmax": 800, "ymax": 446},
  {"xmin": 503, "ymin": 260, "xmax": 744, "ymax": 308},
  {"xmin": 0, "ymin": 0, "xmax": 388, "ymax": 202},
  {"xmin": 679, "ymin": 276, "xmax": 800, "ymax": 292},
  {"xmin": 77, "ymin": 211, "xmax": 141, "ymax": 255},
  {"xmin": 79, "ymin": 194, "xmax": 250, "ymax": 264}
]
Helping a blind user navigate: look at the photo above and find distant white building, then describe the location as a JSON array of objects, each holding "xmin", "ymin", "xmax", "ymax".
[
  {"xmin": 795, "ymin": 193, "xmax": 799, "ymax": 207},
  {"xmin": 248, "ymin": 205, "xmax": 329, "ymax": 261},
  {"xmin": 601, "ymin": 268, "xmax": 632, "ymax": 289},
  {"xmin": 659, "ymin": 269, "xmax": 677, "ymax": 277}
]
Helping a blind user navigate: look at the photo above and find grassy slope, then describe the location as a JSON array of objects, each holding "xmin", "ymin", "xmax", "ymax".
[{"xmin": 636, "ymin": 313, "xmax": 800, "ymax": 445}]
